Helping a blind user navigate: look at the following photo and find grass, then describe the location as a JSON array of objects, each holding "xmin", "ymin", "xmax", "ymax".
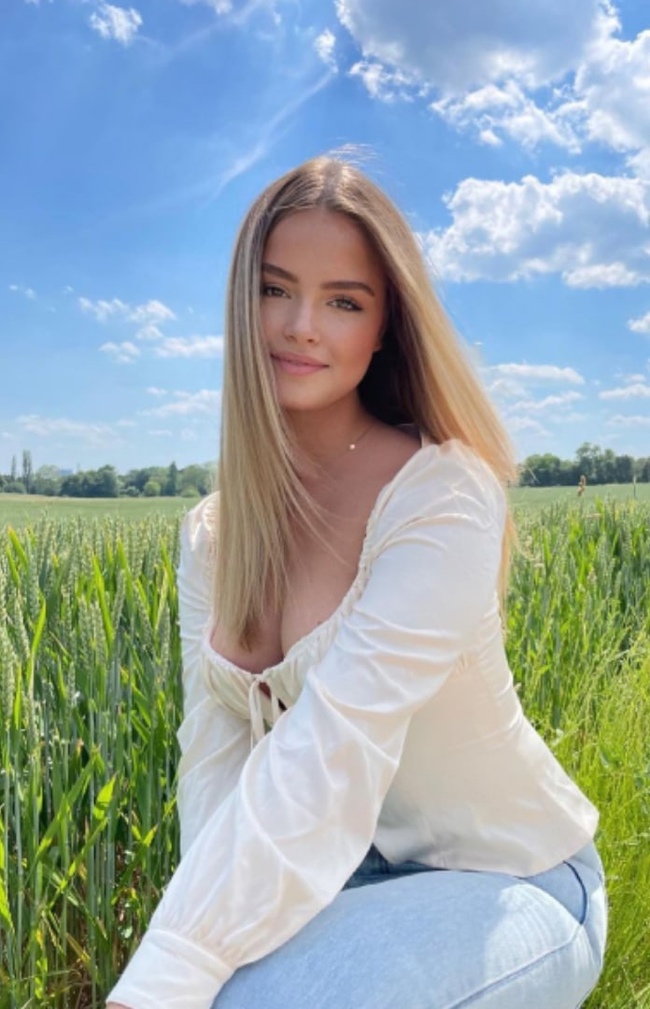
[
  {"xmin": 0, "ymin": 494, "xmax": 198, "ymax": 527},
  {"xmin": 0, "ymin": 499, "xmax": 648, "ymax": 1007},
  {"xmin": 1, "ymin": 481, "xmax": 649, "ymax": 529}
]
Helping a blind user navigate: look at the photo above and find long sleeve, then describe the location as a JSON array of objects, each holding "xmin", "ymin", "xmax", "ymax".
[
  {"xmin": 107, "ymin": 448, "xmax": 506, "ymax": 1009},
  {"xmin": 175, "ymin": 497, "xmax": 250, "ymax": 857}
]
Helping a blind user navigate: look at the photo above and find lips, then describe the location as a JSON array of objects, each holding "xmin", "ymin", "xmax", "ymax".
[
  {"xmin": 270, "ymin": 351, "xmax": 327, "ymax": 375},
  {"xmin": 272, "ymin": 353, "xmax": 326, "ymax": 367}
]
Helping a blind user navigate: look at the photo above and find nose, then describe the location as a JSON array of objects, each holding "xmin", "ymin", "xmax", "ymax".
[{"xmin": 283, "ymin": 296, "xmax": 318, "ymax": 342}]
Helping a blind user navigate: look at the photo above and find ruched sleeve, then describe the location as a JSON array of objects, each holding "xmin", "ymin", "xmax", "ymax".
[
  {"xmin": 107, "ymin": 445, "xmax": 506, "ymax": 1009},
  {"xmin": 175, "ymin": 496, "xmax": 250, "ymax": 857}
]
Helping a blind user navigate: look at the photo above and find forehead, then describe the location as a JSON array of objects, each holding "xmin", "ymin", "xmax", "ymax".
[{"xmin": 264, "ymin": 209, "xmax": 383, "ymax": 275}]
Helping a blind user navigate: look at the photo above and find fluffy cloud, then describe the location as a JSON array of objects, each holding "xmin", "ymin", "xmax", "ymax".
[
  {"xmin": 79, "ymin": 296, "xmax": 177, "ymax": 342},
  {"xmin": 9, "ymin": 283, "xmax": 37, "ymax": 299},
  {"xmin": 599, "ymin": 382, "xmax": 650, "ymax": 400},
  {"xmin": 89, "ymin": 4, "xmax": 143, "ymax": 46},
  {"xmin": 336, "ymin": 0, "xmax": 650, "ymax": 171},
  {"xmin": 504, "ymin": 391, "xmax": 584, "ymax": 414},
  {"xmin": 483, "ymin": 363, "xmax": 586, "ymax": 385},
  {"xmin": 79, "ymin": 297, "xmax": 129, "ymax": 322},
  {"xmin": 16, "ymin": 415, "xmax": 120, "ymax": 445},
  {"xmin": 336, "ymin": 0, "xmax": 608, "ymax": 93},
  {"xmin": 141, "ymin": 389, "xmax": 221, "ymax": 417},
  {"xmin": 431, "ymin": 81, "xmax": 582, "ymax": 152},
  {"xmin": 422, "ymin": 172, "xmax": 650, "ymax": 286},
  {"xmin": 178, "ymin": 0, "xmax": 233, "ymax": 12},
  {"xmin": 314, "ymin": 29, "xmax": 337, "ymax": 69},
  {"xmin": 628, "ymin": 311, "xmax": 650, "ymax": 334},
  {"xmin": 606, "ymin": 414, "xmax": 650, "ymax": 427},
  {"xmin": 100, "ymin": 341, "xmax": 141, "ymax": 364},
  {"xmin": 153, "ymin": 336, "xmax": 224, "ymax": 358}
]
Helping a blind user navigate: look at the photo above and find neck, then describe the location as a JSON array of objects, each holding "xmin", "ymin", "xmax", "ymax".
[{"xmin": 286, "ymin": 403, "xmax": 377, "ymax": 473}]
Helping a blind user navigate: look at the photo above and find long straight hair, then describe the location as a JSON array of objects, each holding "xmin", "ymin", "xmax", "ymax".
[{"xmin": 214, "ymin": 155, "xmax": 518, "ymax": 652}]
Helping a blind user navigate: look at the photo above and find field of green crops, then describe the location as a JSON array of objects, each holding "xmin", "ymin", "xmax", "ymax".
[{"xmin": 1, "ymin": 497, "xmax": 649, "ymax": 1008}]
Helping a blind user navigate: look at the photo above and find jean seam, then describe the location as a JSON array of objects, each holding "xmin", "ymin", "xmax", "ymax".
[{"xmin": 447, "ymin": 919, "xmax": 587, "ymax": 1009}]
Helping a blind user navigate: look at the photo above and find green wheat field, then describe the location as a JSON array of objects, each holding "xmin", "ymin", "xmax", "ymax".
[{"xmin": 0, "ymin": 492, "xmax": 649, "ymax": 1008}]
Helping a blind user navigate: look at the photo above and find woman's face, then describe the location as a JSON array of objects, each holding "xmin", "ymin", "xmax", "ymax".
[{"xmin": 260, "ymin": 208, "xmax": 386, "ymax": 416}]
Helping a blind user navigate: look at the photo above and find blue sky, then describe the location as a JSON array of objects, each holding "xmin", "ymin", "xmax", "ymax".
[{"xmin": 2, "ymin": 0, "xmax": 649, "ymax": 474}]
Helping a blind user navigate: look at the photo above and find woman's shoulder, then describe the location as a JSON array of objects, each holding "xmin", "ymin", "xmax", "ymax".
[
  {"xmin": 180, "ymin": 491, "xmax": 220, "ymax": 561},
  {"xmin": 371, "ymin": 436, "xmax": 505, "ymax": 542}
]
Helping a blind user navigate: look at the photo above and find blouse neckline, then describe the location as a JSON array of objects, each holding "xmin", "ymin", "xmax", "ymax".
[{"xmin": 200, "ymin": 429, "xmax": 436, "ymax": 680}]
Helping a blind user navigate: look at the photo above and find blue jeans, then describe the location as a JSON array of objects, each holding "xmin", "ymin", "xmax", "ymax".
[{"xmin": 213, "ymin": 841, "xmax": 607, "ymax": 1008}]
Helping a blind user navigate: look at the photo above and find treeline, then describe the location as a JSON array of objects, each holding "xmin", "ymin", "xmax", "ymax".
[
  {"xmin": 2, "ymin": 442, "xmax": 649, "ymax": 498},
  {"xmin": 520, "ymin": 442, "xmax": 650, "ymax": 487},
  {"xmin": 0, "ymin": 453, "xmax": 213, "ymax": 498}
]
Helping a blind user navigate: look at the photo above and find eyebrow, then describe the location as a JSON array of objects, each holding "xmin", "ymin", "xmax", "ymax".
[{"xmin": 261, "ymin": 261, "xmax": 376, "ymax": 297}]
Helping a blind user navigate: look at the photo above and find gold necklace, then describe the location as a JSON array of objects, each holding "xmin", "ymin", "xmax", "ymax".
[{"xmin": 347, "ymin": 420, "xmax": 374, "ymax": 452}]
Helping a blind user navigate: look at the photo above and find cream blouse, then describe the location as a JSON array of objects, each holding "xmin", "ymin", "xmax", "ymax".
[{"xmin": 107, "ymin": 436, "xmax": 598, "ymax": 1009}]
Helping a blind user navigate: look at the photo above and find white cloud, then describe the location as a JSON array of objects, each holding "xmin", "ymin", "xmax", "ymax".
[
  {"xmin": 154, "ymin": 335, "xmax": 224, "ymax": 358},
  {"xmin": 349, "ymin": 61, "xmax": 417, "ymax": 102},
  {"xmin": 9, "ymin": 284, "xmax": 36, "ymax": 299},
  {"xmin": 485, "ymin": 363, "xmax": 586, "ymax": 385},
  {"xmin": 16, "ymin": 415, "xmax": 120, "ymax": 446},
  {"xmin": 422, "ymin": 172, "xmax": 650, "ymax": 286},
  {"xmin": 79, "ymin": 297, "xmax": 130, "ymax": 322},
  {"xmin": 606, "ymin": 414, "xmax": 650, "ymax": 427},
  {"xmin": 89, "ymin": 4, "xmax": 143, "ymax": 46},
  {"xmin": 628, "ymin": 311, "xmax": 650, "ymax": 334},
  {"xmin": 314, "ymin": 29, "xmax": 337, "ymax": 69},
  {"xmin": 130, "ymin": 299, "xmax": 176, "ymax": 325},
  {"xmin": 100, "ymin": 341, "xmax": 141, "ymax": 364},
  {"xmin": 599, "ymin": 383, "xmax": 650, "ymax": 400},
  {"xmin": 178, "ymin": 0, "xmax": 233, "ymax": 13},
  {"xmin": 431, "ymin": 81, "xmax": 582, "ymax": 153},
  {"xmin": 141, "ymin": 389, "xmax": 221, "ymax": 417},
  {"xmin": 505, "ymin": 391, "xmax": 584, "ymax": 414},
  {"xmin": 147, "ymin": 387, "xmax": 169, "ymax": 396},
  {"xmin": 564, "ymin": 262, "xmax": 643, "ymax": 289},
  {"xmin": 336, "ymin": 0, "xmax": 650, "ymax": 172},
  {"xmin": 79, "ymin": 295, "xmax": 177, "ymax": 342},
  {"xmin": 336, "ymin": 0, "xmax": 609, "ymax": 93},
  {"xmin": 573, "ymin": 25, "xmax": 650, "ymax": 169},
  {"xmin": 148, "ymin": 429, "xmax": 174, "ymax": 437},
  {"xmin": 506, "ymin": 417, "xmax": 550, "ymax": 436}
]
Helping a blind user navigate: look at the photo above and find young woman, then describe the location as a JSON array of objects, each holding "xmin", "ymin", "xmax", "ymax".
[{"xmin": 107, "ymin": 155, "xmax": 607, "ymax": 1009}]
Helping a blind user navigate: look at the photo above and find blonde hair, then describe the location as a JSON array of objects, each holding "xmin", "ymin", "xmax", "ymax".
[{"xmin": 214, "ymin": 154, "xmax": 518, "ymax": 651}]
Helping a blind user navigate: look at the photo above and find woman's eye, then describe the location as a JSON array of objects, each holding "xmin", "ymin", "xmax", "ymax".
[
  {"xmin": 261, "ymin": 283, "xmax": 286, "ymax": 297},
  {"xmin": 331, "ymin": 297, "xmax": 361, "ymax": 312}
]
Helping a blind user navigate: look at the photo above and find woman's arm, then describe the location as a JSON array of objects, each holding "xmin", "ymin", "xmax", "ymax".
[
  {"xmin": 175, "ymin": 497, "xmax": 250, "ymax": 856},
  {"xmin": 107, "ymin": 450, "xmax": 505, "ymax": 1009}
]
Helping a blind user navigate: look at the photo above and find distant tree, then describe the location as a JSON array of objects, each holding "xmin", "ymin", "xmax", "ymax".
[
  {"xmin": 10, "ymin": 455, "xmax": 17, "ymax": 482},
  {"xmin": 519, "ymin": 454, "xmax": 563, "ymax": 487},
  {"xmin": 143, "ymin": 479, "xmax": 161, "ymax": 497},
  {"xmin": 4, "ymin": 480, "xmax": 26, "ymax": 494},
  {"xmin": 614, "ymin": 454, "xmax": 634, "ymax": 484},
  {"xmin": 179, "ymin": 464, "xmax": 211, "ymax": 496},
  {"xmin": 163, "ymin": 461, "xmax": 179, "ymax": 497},
  {"xmin": 595, "ymin": 448, "xmax": 616, "ymax": 484},
  {"xmin": 22, "ymin": 450, "xmax": 33, "ymax": 494},
  {"xmin": 33, "ymin": 465, "xmax": 63, "ymax": 496},
  {"xmin": 84, "ymin": 466, "xmax": 119, "ymax": 498},
  {"xmin": 60, "ymin": 473, "xmax": 86, "ymax": 497},
  {"xmin": 575, "ymin": 443, "xmax": 601, "ymax": 483}
]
